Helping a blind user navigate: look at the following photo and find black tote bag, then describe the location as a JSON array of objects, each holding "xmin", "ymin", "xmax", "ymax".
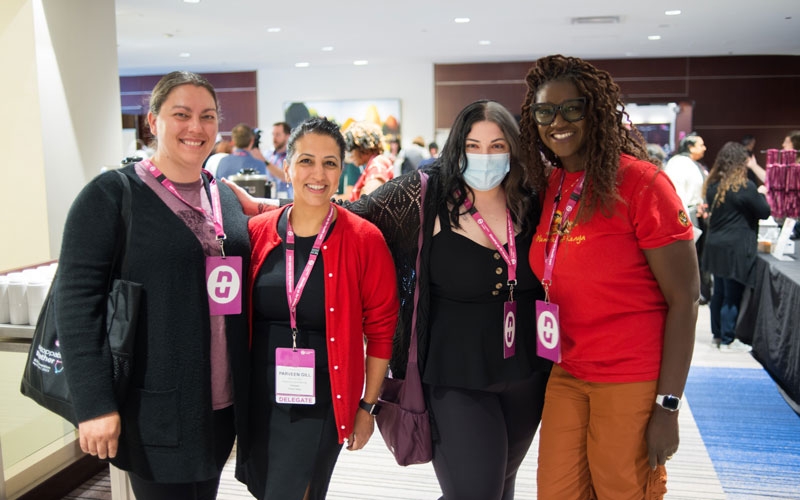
[{"xmin": 20, "ymin": 170, "xmax": 141, "ymax": 425}]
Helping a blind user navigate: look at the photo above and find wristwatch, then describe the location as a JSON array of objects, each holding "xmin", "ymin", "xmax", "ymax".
[
  {"xmin": 358, "ymin": 399, "xmax": 381, "ymax": 416},
  {"xmin": 655, "ymin": 394, "xmax": 682, "ymax": 412}
]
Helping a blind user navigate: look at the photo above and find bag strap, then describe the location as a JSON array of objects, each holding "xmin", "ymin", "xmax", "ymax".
[
  {"xmin": 115, "ymin": 170, "xmax": 134, "ymax": 279},
  {"xmin": 407, "ymin": 171, "xmax": 428, "ymax": 367}
]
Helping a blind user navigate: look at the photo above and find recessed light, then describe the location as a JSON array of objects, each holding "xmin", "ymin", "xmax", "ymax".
[
  {"xmin": 665, "ymin": 10, "xmax": 681, "ymax": 16},
  {"xmin": 648, "ymin": 35, "xmax": 662, "ymax": 41},
  {"xmin": 183, "ymin": 0, "xmax": 200, "ymax": 4},
  {"xmin": 295, "ymin": 62, "xmax": 310, "ymax": 68},
  {"xmin": 454, "ymin": 17, "xmax": 470, "ymax": 23},
  {"xmin": 267, "ymin": 27, "xmax": 281, "ymax": 33},
  {"xmin": 353, "ymin": 60, "xmax": 368, "ymax": 66},
  {"xmin": 478, "ymin": 40, "xmax": 491, "ymax": 46},
  {"xmin": 179, "ymin": 52, "xmax": 191, "ymax": 58},
  {"xmin": 322, "ymin": 46, "xmax": 334, "ymax": 52}
]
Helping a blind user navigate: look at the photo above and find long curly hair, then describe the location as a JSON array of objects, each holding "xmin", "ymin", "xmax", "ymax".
[
  {"xmin": 519, "ymin": 55, "xmax": 648, "ymax": 218},
  {"xmin": 433, "ymin": 99, "xmax": 535, "ymax": 234},
  {"xmin": 703, "ymin": 141, "xmax": 749, "ymax": 208}
]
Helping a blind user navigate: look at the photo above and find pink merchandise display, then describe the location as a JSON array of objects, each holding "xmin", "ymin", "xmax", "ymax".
[{"xmin": 765, "ymin": 148, "xmax": 800, "ymax": 218}]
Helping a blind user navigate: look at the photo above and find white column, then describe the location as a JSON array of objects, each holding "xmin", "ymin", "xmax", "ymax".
[{"xmin": 0, "ymin": 0, "xmax": 123, "ymax": 270}]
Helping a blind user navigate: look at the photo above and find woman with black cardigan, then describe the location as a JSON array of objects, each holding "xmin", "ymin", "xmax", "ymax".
[
  {"xmin": 702, "ymin": 141, "xmax": 771, "ymax": 351},
  {"xmin": 55, "ymin": 71, "xmax": 251, "ymax": 499}
]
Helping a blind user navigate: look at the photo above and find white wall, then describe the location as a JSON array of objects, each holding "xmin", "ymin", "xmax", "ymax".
[
  {"xmin": 1, "ymin": 0, "xmax": 122, "ymax": 270},
  {"xmin": 256, "ymin": 63, "xmax": 435, "ymax": 151}
]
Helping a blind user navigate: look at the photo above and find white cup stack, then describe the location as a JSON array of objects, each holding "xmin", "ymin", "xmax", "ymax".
[
  {"xmin": 0, "ymin": 275, "xmax": 9, "ymax": 324},
  {"xmin": 26, "ymin": 273, "xmax": 51, "ymax": 326},
  {"xmin": 6, "ymin": 272, "xmax": 29, "ymax": 325}
]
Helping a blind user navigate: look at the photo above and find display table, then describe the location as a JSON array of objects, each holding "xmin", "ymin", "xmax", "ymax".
[{"xmin": 737, "ymin": 245, "xmax": 800, "ymax": 412}]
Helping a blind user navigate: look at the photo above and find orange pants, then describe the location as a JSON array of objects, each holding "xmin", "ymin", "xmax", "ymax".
[{"xmin": 537, "ymin": 365, "xmax": 668, "ymax": 500}]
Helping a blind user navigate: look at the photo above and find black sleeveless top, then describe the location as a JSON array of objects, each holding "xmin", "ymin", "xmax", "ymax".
[{"xmin": 423, "ymin": 205, "xmax": 548, "ymax": 389}]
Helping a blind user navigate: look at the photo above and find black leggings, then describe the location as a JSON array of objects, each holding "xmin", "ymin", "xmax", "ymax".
[
  {"xmin": 128, "ymin": 405, "xmax": 236, "ymax": 500},
  {"xmin": 426, "ymin": 372, "xmax": 548, "ymax": 500}
]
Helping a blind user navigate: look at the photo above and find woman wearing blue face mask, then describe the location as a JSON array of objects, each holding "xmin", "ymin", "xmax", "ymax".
[{"xmin": 224, "ymin": 100, "xmax": 550, "ymax": 499}]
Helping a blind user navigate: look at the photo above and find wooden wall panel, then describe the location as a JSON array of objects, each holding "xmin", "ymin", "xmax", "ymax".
[{"xmin": 435, "ymin": 55, "xmax": 800, "ymax": 164}]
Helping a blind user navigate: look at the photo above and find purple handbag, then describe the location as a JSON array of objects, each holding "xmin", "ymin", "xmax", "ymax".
[{"xmin": 375, "ymin": 171, "xmax": 433, "ymax": 466}]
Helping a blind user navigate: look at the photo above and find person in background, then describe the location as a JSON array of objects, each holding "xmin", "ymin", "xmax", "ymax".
[
  {"xmin": 646, "ymin": 143, "xmax": 667, "ymax": 169},
  {"xmin": 664, "ymin": 133, "xmax": 712, "ymax": 304},
  {"xmin": 782, "ymin": 130, "xmax": 800, "ymax": 151},
  {"xmin": 740, "ymin": 134, "xmax": 766, "ymax": 186},
  {"xmin": 264, "ymin": 122, "xmax": 293, "ymax": 198},
  {"xmin": 393, "ymin": 135, "xmax": 431, "ymax": 177},
  {"xmin": 236, "ymin": 117, "xmax": 398, "ymax": 500},
  {"xmin": 429, "ymin": 141, "xmax": 440, "ymax": 158},
  {"xmin": 343, "ymin": 121, "xmax": 394, "ymax": 200},
  {"xmin": 520, "ymin": 54, "xmax": 698, "ymax": 500},
  {"xmin": 216, "ymin": 123, "xmax": 268, "ymax": 179},
  {"xmin": 702, "ymin": 142, "xmax": 771, "ymax": 351},
  {"xmin": 224, "ymin": 100, "xmax": 551, "ymax": 500},
  {"xmin": 204, "ymin": 138, "xmax": 233, "ymax": 177},
  {"xmin": 56, "ymin": 71, "xmax": 251, "ymax": 500}
]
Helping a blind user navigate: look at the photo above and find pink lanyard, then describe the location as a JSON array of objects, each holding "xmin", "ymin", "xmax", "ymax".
[
  {"xmin": 462, "ymin": 198, "xmax": 517, "ymax": 298},
  {"xmin": 142, "ymin": 159, "xmax": 228, "ymax": 254},
  {"xmin": 285, "ymin": 204, "xmax": 335, "ymax": 348},
  {"xmin": 542, "ymin": 170, "xmax": 585, "ymax": 300}
]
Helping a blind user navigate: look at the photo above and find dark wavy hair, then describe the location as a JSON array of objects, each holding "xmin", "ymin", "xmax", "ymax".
[
  {"xmin": 703, "ymin": 141, "xmax": 749, "ymax": 208},
  {"xmin": 433, "ymin": 99, "xmax": 534, "ymax": 233},
  {"xmin": 519, "ymin": 55, "xmax": 648, "ymax": 218}
]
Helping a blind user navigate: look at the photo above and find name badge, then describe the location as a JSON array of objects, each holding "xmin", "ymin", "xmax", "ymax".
[
  {"xmin": 503, "ymin": 301, "xmax": 516, "ymax": 359},
  {"xmin": 206, "ymin": 256, "xmax": 242, "ymax": 315},
  {"xmin": 536, "ymin": 300, "xmax": 561, "ymax": 363},
  {"xmin": 275, "ymin": 348, "xmax": 316, "ymax": 405}
]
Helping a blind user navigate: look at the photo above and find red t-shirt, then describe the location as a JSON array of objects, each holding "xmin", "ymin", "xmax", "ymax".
[{"xmin": 529, "ymin": 154, "xmax": 693, "ymax": 383}]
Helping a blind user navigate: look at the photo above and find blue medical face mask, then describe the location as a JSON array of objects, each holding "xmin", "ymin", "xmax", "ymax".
[{"xmin": 462, "ymin": 153, "xmax": 510, "ymax": 191}]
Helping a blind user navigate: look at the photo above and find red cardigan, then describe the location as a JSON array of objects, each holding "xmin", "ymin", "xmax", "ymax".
[{"xmin": 247, "ymin": 204, "xmax": 398, "ymax": 442}]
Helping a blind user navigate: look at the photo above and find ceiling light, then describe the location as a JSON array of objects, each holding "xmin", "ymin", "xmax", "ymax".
[
  {"xmin": 478, "ymin": 40, "xmax": 491, "ymax": 46},
  {"xmin": 183, "ymin": 0, "xmax": 200, "ymax": 3},
  {"xmin": 648, "ymin": 35, "xmax": 662, "ymax": 40},
  {"xmin": 179, "ymin": 52, "xmax": 191, "ymax": 58},
  {"xmin": 454, "ymin": 18, "xmax": 470, "ymax": 23},
  {"xmin": 353, "ymin": 60, "xmax": 368, "ymax": 66},
  {"xmin": 322, "ymin": 46, "xmax": 334, "ymax": 52},
  {"xmin": 267, "ymin": 27, "xmax": 281, "ymax": 33},
  {"xmin": 295, "ymin": 62, "xmax": 309, "ymax": 68},
  {"xmin": 571, "ymin": 16, "xmax": 620, "ymax": 24},
  {"xmin": 665, "ymin": 10, "xmax": 681, "ymax": 16}
]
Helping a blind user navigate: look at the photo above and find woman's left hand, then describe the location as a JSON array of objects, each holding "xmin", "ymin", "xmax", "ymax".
[
  {"xmin": 646, "ymin": 407, "xmax": 680, "ymax": 468},
  {"xmin": 346, "ymin": 409, "xmax": 375, "ymax": 451}
]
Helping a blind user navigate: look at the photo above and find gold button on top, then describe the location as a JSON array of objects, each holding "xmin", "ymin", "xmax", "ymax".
[
  {"xmin": 495, "ymin": 283, "xmax": 503, "ymax": 290},
  {"xmin": 491, "ymin": 290, "xmax": 500, "ymax": 296},
  {"xmin": 495, "ymin": 267, "xmax": 503, "ymax": 275},
  {"xmin": 493, "ymin": 252, "xmax": 502, "ymax": 260}
]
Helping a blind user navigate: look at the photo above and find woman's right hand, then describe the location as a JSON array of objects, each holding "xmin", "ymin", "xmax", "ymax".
[
  {"xmin": 78, "ymin": 411, "xmax": 121, "ymax": 459},
  {"xmin": 219, "ymin": 177, "xmax": 274, "ymax": 216}
]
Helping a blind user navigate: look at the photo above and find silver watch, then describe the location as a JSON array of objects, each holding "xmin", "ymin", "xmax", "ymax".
[{"xmin": 655, "ymin": 394, "xmax": 682, "ymax": 412}]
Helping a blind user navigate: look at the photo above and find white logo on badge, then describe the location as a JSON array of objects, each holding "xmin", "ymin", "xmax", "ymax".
[
  {"xmin": 207, "ymin": 265, "xmax": 240, "ymax": 304},
  {"xmin": 537, "ymin": 311, "xmax": 559, "ymax": 349},
  {"xmin": 504, "ymin": 310, "xmax": 516, "ymax": 348}
]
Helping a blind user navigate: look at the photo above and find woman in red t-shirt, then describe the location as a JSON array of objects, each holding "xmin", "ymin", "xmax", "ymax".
[
  {"xmin": 343, "ymin": 121, "xmax": 394, "ymax": 201},
  {"xmin": 519, "ymin": 55, "xmax": 698, "ymax": 500}
]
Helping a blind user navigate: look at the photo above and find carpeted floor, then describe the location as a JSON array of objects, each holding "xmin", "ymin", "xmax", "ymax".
[{"xmin": 684, "ymin": 366, "xmax": 800, "ymax": 499}]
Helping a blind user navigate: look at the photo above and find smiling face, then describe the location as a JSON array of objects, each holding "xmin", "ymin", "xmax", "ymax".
[
  {"xmin": 535, "ymin": 79, "xmax": 588, "ymax": 172},
  {"xmin": 284, "ymin": 133, "xmax": 342, "ymax": 211},
  {"xmin": 147, "ymin": 84, "xmax": 218, "ymax": 174}
]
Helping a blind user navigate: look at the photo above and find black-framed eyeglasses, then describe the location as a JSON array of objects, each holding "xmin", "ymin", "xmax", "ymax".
[{"xmin": 531, "ymin": 97, "xmax": 587, "ymax": 126}]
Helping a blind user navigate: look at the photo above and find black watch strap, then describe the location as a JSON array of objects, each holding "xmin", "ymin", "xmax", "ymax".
[{"xmin": 359, "ymin": 399, "xmax": 380, "ymax": 416}]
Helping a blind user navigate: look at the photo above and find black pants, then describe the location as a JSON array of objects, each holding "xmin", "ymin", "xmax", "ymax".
[
  {"xmin": 426, "ymin": 372, "xmax": 549, "ymax": 500},
  {"xmin": 128, "ymin": 405, "xmax": 235, "ymax": 500}
]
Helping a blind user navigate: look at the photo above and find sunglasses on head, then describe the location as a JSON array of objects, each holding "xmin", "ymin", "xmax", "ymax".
[{"xmin": 531, "ymin": 97, "xmax": 587, "ymax": 126}]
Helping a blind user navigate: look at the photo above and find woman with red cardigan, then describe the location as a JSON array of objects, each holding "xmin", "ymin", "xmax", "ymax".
[{"xmin": 236, "ymin": 117, "xmax": 398, "ymax": 500}]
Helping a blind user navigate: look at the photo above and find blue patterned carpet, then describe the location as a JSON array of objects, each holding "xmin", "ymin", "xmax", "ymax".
[{"xmin": 684, "ymin": 366, "xmax": 800, "ymax": 499}]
